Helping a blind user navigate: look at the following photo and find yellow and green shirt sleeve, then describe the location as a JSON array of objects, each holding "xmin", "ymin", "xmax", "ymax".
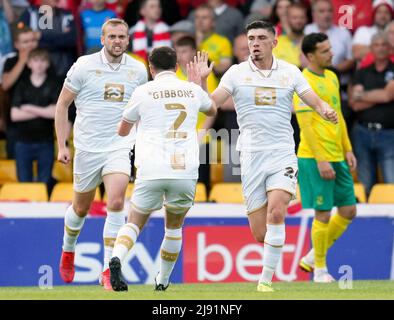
[{"xmin": 294, "ymin": 69, "xmax": 352, "ymax": 162}]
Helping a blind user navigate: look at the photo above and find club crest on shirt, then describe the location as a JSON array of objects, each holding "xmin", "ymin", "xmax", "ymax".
[
  {"xmin": 255, "ymin": 87, "xmax": 276, "ymax": 106},
  {"xmin": 95, "ymin": 70, "xmax": 102, "ymax": 77},
  {"xmin": 127, "ymin": 70, "xmax": 136, "ymax": 80},
  {"xmin": 244, "ymin": 77, "xmax": 253, "ymax": 84},
  {"xmin": 279, "ymin": 75, "xmax": 290, "ymax": 87},
  {"xmin": 104, "ymin": 83, "xmax": 125, "ymax": 102}
]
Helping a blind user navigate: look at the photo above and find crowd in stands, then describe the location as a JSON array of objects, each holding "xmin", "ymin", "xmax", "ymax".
[{"xmin": 0, "ymin": 0, "xmax": 393, "ymax": 198}]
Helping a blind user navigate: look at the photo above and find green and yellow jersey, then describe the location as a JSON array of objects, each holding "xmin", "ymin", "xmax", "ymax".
[
  {"xmin": 273, "ymin": 35, "xmax": 303, "ymax": 68},
  {"xmin": 199, "ymin": 33, "xmax": 232, "ymax": 66},
  {"xmin": 293, "ymin": 68, "xmax": 352, "ymax": 162}
]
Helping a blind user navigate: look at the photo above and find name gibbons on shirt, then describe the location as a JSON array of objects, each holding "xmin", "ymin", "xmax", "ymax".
[{"xmin": 151, "ymin": 89, "xmax": 195, "ymax": 100}]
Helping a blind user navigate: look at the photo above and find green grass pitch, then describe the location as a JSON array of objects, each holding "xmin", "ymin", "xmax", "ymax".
[{"xmin": 0, "ymin": 281, "xmax": 393, "ymax": 300}]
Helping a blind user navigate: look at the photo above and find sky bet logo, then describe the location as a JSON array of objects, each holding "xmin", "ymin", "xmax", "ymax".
[{"xmin": 183, "ymin": 217, "xmax": 310, "ymax": 283}]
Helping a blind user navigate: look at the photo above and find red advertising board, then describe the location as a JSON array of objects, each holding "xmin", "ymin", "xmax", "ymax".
[{"xmin": 184, "ymin": 225, "xmax": 310, "ymax": 283}]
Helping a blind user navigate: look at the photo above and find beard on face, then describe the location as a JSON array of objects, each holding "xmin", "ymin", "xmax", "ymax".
[
  {"xmin": 106, "ymin": 45, "xmax": 125, "ymax": 58},
  {"xmin": 291, "ymin": 27, "xmax": 304, "ymax": 36}
]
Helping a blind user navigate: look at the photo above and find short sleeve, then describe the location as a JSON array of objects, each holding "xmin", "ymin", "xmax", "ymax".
[
  {"xmin": 122, "ymin": 88, "xmax": 143, "ymax": 123},
  {"xmin": 218, "ymin": 65, "xmax": 236, "ymax": 95},
  {"xmin": 196, "ymin": 85, "xmax": 212, "ymax": 112},
  {"xmin": 3, "ymin": 56, "xmax": 16, "ymax": 73},
  {"xmin": 293, "ymin": 93, "xmax": 312, "ymax": 113},
  {"xmin": 11, "ymin": 81, "xmax": 25, "ymax": 107},
  {"xmin": 138, "ymin": 64, "xmax": 148, "ymax": 85},
  {"xmin": 64, "ymin": 60, "xmax": 84, "ymax": 94},
  {"xmin": 293, "ymin": 66, "xmax": 311, "ymax": 96}
]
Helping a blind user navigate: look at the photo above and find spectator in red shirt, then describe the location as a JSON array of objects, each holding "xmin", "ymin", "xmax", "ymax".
[{"xmin": 130, "ymin": 0, "xmax": 171, "ymax": 62}]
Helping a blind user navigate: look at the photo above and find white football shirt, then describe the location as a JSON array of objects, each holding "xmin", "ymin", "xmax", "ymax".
[
  {"xmin": 122, "ymin": 71, "xmax": 212, "ymax": 180},
  {"xmin": 64, "ymin": 48, "xmax": 148, "ymax": 152},
  {"xmin": 218, "ymin": 56, "xmax": 311, "ymax": 152}
]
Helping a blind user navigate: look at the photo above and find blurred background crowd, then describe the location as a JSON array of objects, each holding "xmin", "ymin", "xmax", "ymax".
[{"xmin": 0, "ymin": 0, "xmax": 393, "ymax": 200}]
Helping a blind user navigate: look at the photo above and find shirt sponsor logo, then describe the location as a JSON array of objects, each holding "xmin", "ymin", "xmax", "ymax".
[
  {"xmin": 255, "ymin": 87, "xmax": 276, "ymax": 106},
  {"xmin": 104, "ymin": 83, "xmax": 124, "ymax": 102}
]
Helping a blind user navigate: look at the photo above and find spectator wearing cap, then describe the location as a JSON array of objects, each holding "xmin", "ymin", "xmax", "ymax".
[
  {"xmin": 130, "ymin": 0, "xmax": 171, "ymax": 62},
  {"xmin": 169, "ymin": 19, "xmax": 195, "ymax": 46},
  {"xmin": 349, "ymin": 31, "xmax": 394, "ymax": 195},
  {"xmin": 352, "ymin": 0, "xmax": 394, "ymax": 63}
]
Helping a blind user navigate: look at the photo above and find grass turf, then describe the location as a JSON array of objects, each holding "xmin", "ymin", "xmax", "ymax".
[{"xmin": 0, "ymin": 280, "xmax": 393, "ymax": 300}]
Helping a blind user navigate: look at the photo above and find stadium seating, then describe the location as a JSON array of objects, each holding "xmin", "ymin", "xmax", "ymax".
[
  {"xmin": 50, "ymin": 183, "xmax": 101, "ymax": 202},
  {"xmin": 354, "ymin": 183, "xmax": 367, "ymax": 203},
  {"xmin": 0, "ymin": 160, "xmax": 18, "ymax": 184},
  {"xmin": 0, "ymin": 139, "xmax": 6, "ymax": 159},
  {"xmin": 209, "ymin": 183, "xmax": 243, "ymax": 203},
  {"xmin": 368, "ymin": 184, "xmax": 394, "ymax": 204},
  {"xmin": 52, "ymin": 162, "xmax": 73, "ymax": 182},
  {"xmin": 195, "ymin": 183, "xmax": 207, "ymax": 202},
  {"xmin": 0, "ymin": 182, "xmax": 48, "ymax": 201}
]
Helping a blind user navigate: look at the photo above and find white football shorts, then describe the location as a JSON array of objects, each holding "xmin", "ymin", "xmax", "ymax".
[
  {"xmin": 73, "ymin": 148, "xmax": 131, "ymax": 193},
  {"xmin": 130, "ymin": 179, "xmax": 197, "ymax": 214},
  {"xmin": 240, "ymin": 148, "xmax": 298, "ymax": 214}
]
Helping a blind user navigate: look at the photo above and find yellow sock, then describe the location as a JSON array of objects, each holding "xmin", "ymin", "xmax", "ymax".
[
  {"xmin": 327, "ymin": 213, "xmax": 352, "ymax": 248},
  {"xmin": 312, "ymin": 219, "xmax": 329, "ymax": 269}
]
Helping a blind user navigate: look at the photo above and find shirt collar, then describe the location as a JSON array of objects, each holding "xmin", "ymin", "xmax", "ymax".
[
  {"xmin": 100, "ymin": 48, "xmax": 126, "ymax": 65},
  {"xmin": 248, "ymin": 55, "xmax": 278, "ymax": 73},
  {"xmin": 155, "ymin": 70, "xmax": 177, "ymax": 79}
]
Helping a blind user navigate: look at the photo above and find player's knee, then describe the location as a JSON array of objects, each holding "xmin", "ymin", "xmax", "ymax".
[
  {"xmin": 107, "ymin": 197, "xmax": 124, "ymax": 211},
  {"xmin": 268, "ymin": 206, "xmax": 285, "ymax": 224},
  {"xmin": 73, "ymin": 203, "xmax": 89, "ymax": 217},
  {"xmin": 344, "ymin": 205, "xmax": 357, "ymax": 220}
]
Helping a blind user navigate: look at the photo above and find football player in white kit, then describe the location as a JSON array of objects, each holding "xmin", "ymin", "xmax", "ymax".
[
  {"xmin": 194, "ymin": 20, "xmax": 338, "ymax": 292},
  {"xmin": 55, "ymin": 19, "xmax": 148, "ymax": 290},
  {"xmin": 108, "ymin": 46, "xmax": 216, "ymax": 292}
]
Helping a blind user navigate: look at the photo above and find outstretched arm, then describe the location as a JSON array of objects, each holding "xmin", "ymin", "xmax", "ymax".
[{"xmin": 299, "ymin": 90, "xmax": 338, "ymax": 124}]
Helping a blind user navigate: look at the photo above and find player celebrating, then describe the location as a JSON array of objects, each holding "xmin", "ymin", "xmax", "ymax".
[
  {"xmin": 55, "ymin": 18, "xmax": 148, "ymax": 290},
  {"xmin": 108, "ymin": 46, "xmax": 216, "ymax": 292},
  {"xmin": 193, "ymin": 20, "xmax": 338, "ymax": 292},
  {"xmin": 294, "ymin": 33, "xmax": 357, "ymax": 282}
]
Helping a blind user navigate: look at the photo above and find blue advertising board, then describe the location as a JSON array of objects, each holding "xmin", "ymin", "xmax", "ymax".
[{"xmin": 0, "ymin": 216, "xmax": 393, "ymax": 286}]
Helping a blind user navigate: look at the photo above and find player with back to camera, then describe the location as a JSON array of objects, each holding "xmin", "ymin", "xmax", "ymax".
[{"xmin": 108, "ymin": 46, "xmax": 216, "ymax": 292}]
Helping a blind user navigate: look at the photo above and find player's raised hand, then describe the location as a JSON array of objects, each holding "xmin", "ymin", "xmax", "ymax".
[
  {"xmin": 195, "ymin": 51, "xmax": 214, "ymax": 79},
  {"xmin": 318, "ymin": 101, "xmax": 338, "ymax": 124},
  {"xmin": 58, "ymin": 147, "xmax": 71, "ymax": 164},
  {"xmin": 187, "ymin": 61, "xmax": 201, "ymax": 86}
]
